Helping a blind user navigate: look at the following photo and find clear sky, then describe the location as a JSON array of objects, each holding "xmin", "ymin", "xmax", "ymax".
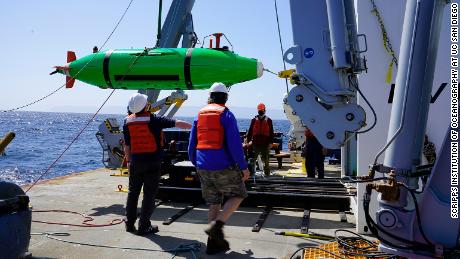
[{"xmin": 0, "ymin": 0, "xmax": 294, "ymax": 116}]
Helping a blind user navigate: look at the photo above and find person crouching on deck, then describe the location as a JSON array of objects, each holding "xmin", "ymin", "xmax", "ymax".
[{"xmin": 188, "ymin": 82, "xmax": 250, "ymax": 255}]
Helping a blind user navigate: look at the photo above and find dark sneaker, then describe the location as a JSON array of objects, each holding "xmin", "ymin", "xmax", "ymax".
[
  {"xmin": 206, "ymin": 237, "xmax": 230, "ymax": 255},
  {"xmin": 205, "ymin": 220, "xmax": 225, "ymax": 239},
  {"xmin": 136, "ymin": 225, "xmax": 159, "ymax": 236},
  {"xmin": 125, "ymin": 223, "xmax": 137, "ymax": 233}
]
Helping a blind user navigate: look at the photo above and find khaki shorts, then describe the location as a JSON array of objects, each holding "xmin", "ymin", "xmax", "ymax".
[{"xmin": 197, "ymin": 168, "xmax": 248, "ymax": 205}]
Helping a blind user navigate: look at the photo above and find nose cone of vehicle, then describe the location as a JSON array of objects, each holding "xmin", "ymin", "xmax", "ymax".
[
  {"xmin": 188, "ymin": 49, "xmax": 262, "ymax": 89},
  {"xmin": 257, "ymin": 61, "xmax": 264, "ymax": 78},
  {"xmin": 233, "ymin": 55, "xmax": 262, "ymax": 84}
]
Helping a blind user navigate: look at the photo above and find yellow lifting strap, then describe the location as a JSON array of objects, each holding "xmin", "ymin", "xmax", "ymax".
[
  {"xmin": 386, "ymin": 59, "xmax": 394, "ymax": 84},
  {"xmin": 383, "ymin": 34, "xmax": 396, "ymax": 84},
  {"xmin": 110, "ymin": 155, "xmax": 129, "ymax": 177},
  {"xmin": 370, "ymin": 0, "xmax": 398, "ymax": 84},
  {"xmin": 275, "ymin": 231, "xmax": 334, "ymax": 241}
]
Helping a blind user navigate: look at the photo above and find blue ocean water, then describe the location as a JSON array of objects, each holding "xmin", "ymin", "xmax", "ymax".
[{"xmin": 0, "ymin": 111, "xmax": 290, "ymax": 185}]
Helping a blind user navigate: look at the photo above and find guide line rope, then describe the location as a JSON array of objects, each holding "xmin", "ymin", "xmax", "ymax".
[
  {"xmin": 263, "ymin": 68, "xmax": 278, "ymax": 76},
  {"xmin": 0, "ymin": 0, "xmax": 135, "ymax": 113},
  {"xmin": 32, "ymin": 210, "xmax": 124, "ymax": 227},
  {"xmin": 273, "ymin": 0, "xmax": 290, "ymax": 94},
  {"xmin": 25, "ymin": 47, "xmax": 150, "ymax": 193},
  {"xmin": 24, "ymin": 89, "xmax": 116, "ymax": 193},
  {"xmin": 155, "ymin": 0, "xmax": 163, "ymax": 47},
  {"xmin": 31, "ymin": 232, "xmax": 201, "ymax": 259}
]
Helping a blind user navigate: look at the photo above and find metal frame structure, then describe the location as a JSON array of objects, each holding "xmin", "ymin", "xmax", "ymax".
[
  {"xmin": 283, "ymin": 0, "xmax": 368, "ymax": 150},
  {"xmin": 140, "ymin": 0, "xmax": 197, "ymax": 116},
  {"xmin": 97, "ymin": 0, "xmax": 197, "ymax": 169},
  {"xmin": 283, "ymin": 0, "xmax": 457, "ymax": 257},
  {"xmin": 370, "ymin": 0, "xmax": 456, "ymax": 257}
]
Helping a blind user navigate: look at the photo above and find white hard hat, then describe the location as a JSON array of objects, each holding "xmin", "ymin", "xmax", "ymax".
[
  {"xmin": 128, "ymin": 93, "xmax": 148, "ymax": 114},
  {"xmin": 209, "ymin": 82, "xmax": 228, "ymax": 94}
]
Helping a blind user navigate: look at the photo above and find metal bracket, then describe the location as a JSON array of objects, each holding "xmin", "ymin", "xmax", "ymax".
[
  {"xmin": 287, "ymin": 85, "xmax": 366, "ymax": 149},
  {"xmin": 162, "ymin": 203, "xmax": 197, "ymax": 225},
  {"xmin": 252, "ymin": 206, "xmax": 272, "ymax": 232},
  {"xmin": 300, "ymin": 209, "xmax": 311, "ymax": 234},
  {"xmin": 283, "ymin": 45, "xmax": 303, "ymax": 65},
  {"xmin": 278, "ymin": 69, "xmax": 297, "ymax": 85},
  {"xmin": 357, "ymin": 34, "xmax": 368, "ymax": 53},
  {"xmin": 372, "ymin": 164, "xmax": 412, "ymax": 177},
  {"xmin": 339, "ymin": 211, "xmax": 348, "ymax": 223},
  {"xmin": 150, "ymin": 90, "xmax": 188, "ymax": 118}
]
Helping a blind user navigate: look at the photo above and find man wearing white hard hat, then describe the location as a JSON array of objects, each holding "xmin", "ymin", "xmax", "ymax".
[
  {"xmin": 123, "ymin": 93, "xmax": 191, "ymax": 236},
  {"xmin": 188, "ymin": 82, "xmax": 250, "ymax": 254}
]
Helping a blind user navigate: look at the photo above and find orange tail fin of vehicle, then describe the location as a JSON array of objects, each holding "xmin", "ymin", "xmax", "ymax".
[
  {"xmin": 66, "ymin": 51, "xmax": 76, "ymax": 88},
  {"xmin": 66, "ymin": 76, "xmax": 75, "ymax": 88},
  {"xmin": 67, "ymin": 51, "xmax": 76, "ymax": 62}
]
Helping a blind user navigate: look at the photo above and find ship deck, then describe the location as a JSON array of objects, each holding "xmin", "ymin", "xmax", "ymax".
[{"xmin": 26, "ymin": 161, "xmax": 360, "ymax": 259}]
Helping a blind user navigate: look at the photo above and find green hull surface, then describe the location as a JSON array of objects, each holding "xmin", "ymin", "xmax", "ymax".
[{"xmin": 58, "ymin": 48, "xmax": 263, "ymax": 90}]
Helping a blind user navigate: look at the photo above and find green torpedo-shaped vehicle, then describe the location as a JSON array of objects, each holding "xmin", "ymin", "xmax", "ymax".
[{"xmin": 53, "ymin": 48, "xmax": 263, "ymax": 90}]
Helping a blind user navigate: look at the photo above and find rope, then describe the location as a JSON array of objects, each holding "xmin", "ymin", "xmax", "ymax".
[
  {"xmin": 0, "ymin": 0, "xmax": 135, "ymax": 113},
  {"xmin": 369, "ymin": 0, "xmax": 398, "ymax": 84},
  {"xmin": 263, "ymin": 68, "xmax": 278, "ymax": 76},
  {"xmin": 289, "ymin": 245, "xmax": 345, "ymax": 259},
  {"xmin": 1, "ymin": 85, "xmax": 66, "ymax": 113},
  {"xmin": 98, "ymin": 0, "xmax": 135, "ymax": 53},
  {"xmin": 32, "ymin": 210, "xmax": 124, "ymax": 227},
  {"xmin": 286, "ymin": 228, "xmax": 395, "ymax": 258},
  {"xmin": 25, "ymin": 47, "xmax": 150, "ymax": 193},
  {"xmin": 155, "ymin": 0, "xmax": 163, "ymax": 47},
  {"xmin": 31, "ymin": 232, "xmax": 201, "ymax": 259},
  {"xmin": 24, "ymin": 89, "xmax": 116, "ymax": 193},
  {"xmin": 334, "ymin": 230, "xmax": 395, "ymax": 258},
  {"xmin": 273, "ymin": 0, "xmax": 289, "ymax": 94}
]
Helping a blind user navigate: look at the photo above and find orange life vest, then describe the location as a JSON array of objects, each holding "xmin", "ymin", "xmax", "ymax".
[
  {"xmin": 253, "ymin": 117, "xmax": 270, "ymax": 137},
  {"xmin": 196, "ymin": 104, "xmax": 226, "ymax": 150},
  {"xmin": 125, "ymin": 112, "xmax": 162, "ymax": 154},
  {"xmin": 305, "ymin": 128, "xmax": 315, "ymax": 138}
]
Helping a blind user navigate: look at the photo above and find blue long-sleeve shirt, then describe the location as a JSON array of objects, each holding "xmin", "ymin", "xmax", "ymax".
[{"xmin": 188, "ymin": 108, "xmax": 248, "ymax": 170}]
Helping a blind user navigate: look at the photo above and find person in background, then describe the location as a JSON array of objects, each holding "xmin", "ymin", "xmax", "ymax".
[
  {"xmin": 245, "ymin": 103, "xmax": 274, "ymax": 176},
  {"xmin": 302, "ymin": 128, "xmax": 326, "ymax": 179},
  {"xmin": 123, "ymin": 93, "xmax": 191, "ymax": 236},
  {"xmin": 421, "ymin": 134, "xmax": 436, "ymax": 187},
  {"xmin": 188, "ymin": 82, "xmax": 250, "ymax": 255},
  {"xmin": 423, "ymin": 134, "xmax": 436, "ymax": 165}
]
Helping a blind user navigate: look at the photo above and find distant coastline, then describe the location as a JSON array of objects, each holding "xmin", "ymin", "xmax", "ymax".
[{"xmin": 25, "ymin": 106, "xmax": 290, "ymax": 120}]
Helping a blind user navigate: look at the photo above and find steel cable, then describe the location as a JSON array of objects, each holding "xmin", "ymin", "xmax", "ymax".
[
  {"xmin": 273, "ymin": 0, "xmax": 289, "ymax": 94},
  {"xmin": 31, "ymin": 232, "xmax": 201, "ymax": 259},
  {"xmin": 1, "ymin": 0, "xmax": 135, "ymax": 113},
  {"xmin": 25, "ymin": 47, "xmax": 150, "ymax": 193}
]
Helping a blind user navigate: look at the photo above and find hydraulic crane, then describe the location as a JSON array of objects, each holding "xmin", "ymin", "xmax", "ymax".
[
  {"xmin": 282, "ymin": 0, "xmax": 457, "ymax": 257},
  {"xmin": 96, "ymin": 0, "xmax": 458, "ymax": 257},
  {"xmin": 96, "ymin": 0, "xmax": 198, "ymax": 168}
]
